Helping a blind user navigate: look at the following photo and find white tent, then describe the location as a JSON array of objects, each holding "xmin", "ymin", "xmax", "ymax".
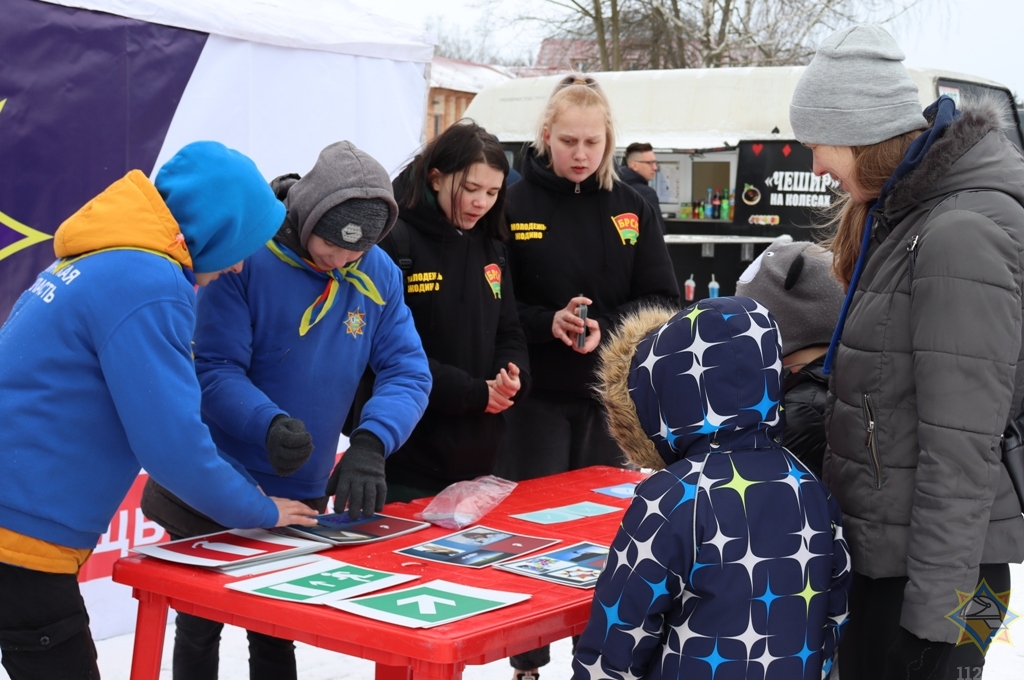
[{"xmin": 44, "ymin": 0, "xmax": 435, "ymax": 176}]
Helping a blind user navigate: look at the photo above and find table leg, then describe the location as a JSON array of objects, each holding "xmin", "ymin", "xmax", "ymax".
[
  {"xmin": 129, "ymin": 592, "xmax": 169, "ymax": 680},
  {"xmin": 375, "ymin": 664, "xmax": 413, "ymax": 680}
]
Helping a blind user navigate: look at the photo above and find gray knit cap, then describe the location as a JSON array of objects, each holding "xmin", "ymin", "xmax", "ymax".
[
  {"xmin": 735, "ymin": 240, "xmax": 844, "ymax": 356},
  {"xmin": 312, "ymin": 199, "xmax": 392, "ymax": 251},
  {"xmin": 283, "ymin": 140, "xmax": 399, "ymax": 251},
  {"xmin": 790, "ymin": 24, "xmax": 928, "ymax": 146}
]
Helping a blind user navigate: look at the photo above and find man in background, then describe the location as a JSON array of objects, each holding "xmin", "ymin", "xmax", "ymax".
[{"xmin": 619, "ymin": 142, "xmax": 664, "ymax": 233}]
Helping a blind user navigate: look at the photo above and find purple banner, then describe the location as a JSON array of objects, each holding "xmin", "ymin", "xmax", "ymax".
[{"xmin": 0, "ymin": 0, "xmax": 207, "ymax": 321}]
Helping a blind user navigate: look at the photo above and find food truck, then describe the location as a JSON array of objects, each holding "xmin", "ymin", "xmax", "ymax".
[{"xmin": 464, "ymin": 66, "xmax": 1024, "ymax": 297}]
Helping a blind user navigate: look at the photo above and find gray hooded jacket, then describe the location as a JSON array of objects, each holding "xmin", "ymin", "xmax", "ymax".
[{"xmin": 824, "ymin": 97, "xmax": 1024, "ymax": 643}]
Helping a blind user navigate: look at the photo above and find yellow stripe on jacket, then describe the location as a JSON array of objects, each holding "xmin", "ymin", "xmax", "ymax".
[{"xmin": 0, "ymin": 526, "xmax": 92, "ymax": 575}]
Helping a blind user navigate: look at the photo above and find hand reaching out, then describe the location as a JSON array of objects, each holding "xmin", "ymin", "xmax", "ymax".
[
  {"xmin": 485, "ymin": 363, "xmax": 521, "ymax": 414},
  {"xmin": 270, "ymin": 497, "xmax": 320, "ymax": 527}
]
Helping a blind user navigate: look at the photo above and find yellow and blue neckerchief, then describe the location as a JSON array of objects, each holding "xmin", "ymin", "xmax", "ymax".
[{"xmin": 266, "ymin": 240, "xmax": 384, "ymax": 336}]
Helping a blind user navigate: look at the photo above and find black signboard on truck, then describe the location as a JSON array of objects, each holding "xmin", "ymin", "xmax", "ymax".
[{"xmin": 732, "ymin": 140, "xmax": 837, "ymax": 230}]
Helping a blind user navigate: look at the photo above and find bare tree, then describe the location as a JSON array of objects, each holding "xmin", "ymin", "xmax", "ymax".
[
  {"xmin": 426, "ymin": 16, "xmax": 534, "ymax": 66},
  {"xmin": 523, "ymin": 0, "xmax": 932, "ymax": 71}
]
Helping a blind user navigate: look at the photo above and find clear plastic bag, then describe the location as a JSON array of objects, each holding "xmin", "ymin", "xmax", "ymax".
[{"xmin": 415, "ymin": 475, "xmax": 517, "ymax": 529}]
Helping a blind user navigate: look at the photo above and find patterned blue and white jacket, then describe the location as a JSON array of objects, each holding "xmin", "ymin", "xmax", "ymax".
[{"xmin": 574, "ymin": 296, "xmax": 851, "ymax": 680}]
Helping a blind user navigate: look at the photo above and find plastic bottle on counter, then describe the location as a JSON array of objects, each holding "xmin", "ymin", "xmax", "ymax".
[
  {"xmin": 728, "ymin": 190, "xmax": 736, "ymax": 220},
  {"xmin": 712, "ymin": 189, "xmax": 722, "ymax": 219},
  {"xmin": 720, "ymin": 192, "xmax": 731, "ymax": 222},
  {"xmin": 708, "ymin": 274, "xmax": 720, "ymax": 298}
]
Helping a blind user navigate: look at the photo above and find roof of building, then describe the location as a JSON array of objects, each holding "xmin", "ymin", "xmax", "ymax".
[{"xmin": 430, "ymin": 56, "xmax": 515, "ymax": 93}]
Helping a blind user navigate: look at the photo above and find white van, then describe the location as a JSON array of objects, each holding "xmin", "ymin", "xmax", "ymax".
[{"xmin": 465, "ymin": 66, "xmax": 1024, "ymax": 295}]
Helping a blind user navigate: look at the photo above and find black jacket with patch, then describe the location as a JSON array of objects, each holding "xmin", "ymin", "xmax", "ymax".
[
  {"xmin": 506, "ymin": 149, "xmax": 679, "ymax": 399},
  {"xmin": 376, "ymin": 174, "xmax": 531, "ymax": 489},
  {"xmin": 618, "ymin": 164, "xmax": 665, "ymax": 234}
]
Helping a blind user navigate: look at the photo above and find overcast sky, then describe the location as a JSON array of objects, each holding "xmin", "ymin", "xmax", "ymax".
[{"xmin": 355, "ymin": 0, "xmax": 1024, "ymax": 102}]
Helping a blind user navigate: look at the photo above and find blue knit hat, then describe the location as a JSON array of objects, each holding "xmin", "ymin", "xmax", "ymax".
[{"xmin": 154, "ymin": 142, "xmax": 285, "ymax": 273}]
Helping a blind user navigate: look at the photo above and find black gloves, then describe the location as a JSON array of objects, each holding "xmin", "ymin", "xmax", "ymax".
[
  {"xmin": 326, "ymin": 429, "xmax": 386, "ymax": 519},
  {"xmin": 265, "ymin": 415, "xmax": 314, "ymax": 477},
  {"xmin": 882, "ymin": 626, "xmax": 954, "ymax": 680}
]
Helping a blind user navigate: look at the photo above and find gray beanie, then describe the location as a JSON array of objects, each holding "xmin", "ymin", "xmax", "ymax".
[
  {"xmin": 312, "ymin": 199, "xmax": 392, "ymax": 252},
  {"xmin": 790, "ymin": 24, "xmax": 928, "ymax": 146},
  {"xmin": 283, "ymin": 140, "xmax": 399, "ymax": 251},
  {"xmin": 735, "ymin": 240, "xmax": 844, "ymax": 356}
]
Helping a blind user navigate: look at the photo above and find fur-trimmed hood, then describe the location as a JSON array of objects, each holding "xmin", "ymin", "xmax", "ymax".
[
  {"xmin": 596, "ymin": 296, "xmax": 786, "ymax": 470},
  {"xmin": 885, "ymin": 95, "xmax": 1024, "ymax": 217}
]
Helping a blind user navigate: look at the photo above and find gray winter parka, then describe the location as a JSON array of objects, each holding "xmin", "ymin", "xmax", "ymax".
[{"xmin": 824, "ymin": 97, "xmax": 1024, "ymax": 644}]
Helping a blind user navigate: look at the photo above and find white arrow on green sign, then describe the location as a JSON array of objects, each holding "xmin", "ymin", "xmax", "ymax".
[
  {"xmin": 226, "ymin": 558, "xmax": 417, "ymax": 604},
  {"xmin": 329, "ymin": 580, "xmax": 530, "ymax": 629},
  {"xmin": 396, "ymin": 594, "xmax": 457, "ymax": 615}
]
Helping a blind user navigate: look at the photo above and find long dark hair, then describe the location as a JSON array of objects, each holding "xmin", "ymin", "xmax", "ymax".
[
  {"xmin": 820, "ymin": 129, "xmax": 921, "ymax": 287},
  {"xmin": 401, "ymin": 119, "xmax": 510, "ymax": 241}
]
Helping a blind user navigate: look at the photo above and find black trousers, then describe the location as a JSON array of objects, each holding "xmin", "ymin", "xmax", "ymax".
[
  {"xmin": 840, "ymin": 563, "xmax": 1010, "ymax": 680},
  {"xmin": 0, "ymin": 561, "xmax": 100, "ymax": 680},
  {"xmin": 167, "ymin": 533, "xmax": 297, "ymax": 680},
  {"xmin": 496, "ymin": 393, "xmax": 626, "ymax": 670},
  {"xmin": 171, "ymin": 611, "xmax": 296, "ymax": 680}
]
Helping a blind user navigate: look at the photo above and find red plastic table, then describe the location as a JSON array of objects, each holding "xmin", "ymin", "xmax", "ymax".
[{"xmin": 112, "ymin": 466, "xmax": 645, "ymax": 680}]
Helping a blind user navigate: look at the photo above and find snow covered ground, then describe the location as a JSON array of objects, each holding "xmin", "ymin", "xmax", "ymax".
[
  {"xmin": 1, "ymin": 621, "xmax": 575, "ymax": 679},
  {"xmin": 3, "ymin": 565, "xmax": 1022, "ymax": 679}
]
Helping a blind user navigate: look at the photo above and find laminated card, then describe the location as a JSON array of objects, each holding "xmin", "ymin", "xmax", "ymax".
[
  {"xmin": 495, "ymin": 542, "xmax": 610, "ymax": 588},
  {"xmin": 133, "ymin": 528, "xmax": 326, "ymax": 570},
  {"xmin": 225, "ymin": 557, "xmax": 417, "ymax": 604},
  {"xmin": 328, "ymin": 579, "xmax": 529, "ymax": 628},
  {"xmin": 279, "ymin": 513, "xmax": 429, "ymax": 546},
  {"xmin": 395, "ymin": 526, "xmax": 558, "ymax": 568}
]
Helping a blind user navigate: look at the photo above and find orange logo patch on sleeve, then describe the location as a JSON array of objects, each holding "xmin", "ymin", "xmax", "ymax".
[
  {"xmin": 484, "ymin": 263, "xmax": 502, "ymax": 299},
  {"xmin": 611, "ymin": 213, "xmax": 639, "ymax": 245}
]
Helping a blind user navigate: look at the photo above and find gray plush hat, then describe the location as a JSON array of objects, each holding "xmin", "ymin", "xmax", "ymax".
[
  {"xmin": 312, "ymin": 198, "xmax": 392, "ymax": 252},
  {"xmin": 283, "ymin": 141, "xmax": 399, "ymax": 251},
  {"xmin": 735, "ymin": 240, "xmax": 844, "ymax": 356},
  {"xmin": 790, "ymin": 24, "xmax": 928, "ymax": 146}
]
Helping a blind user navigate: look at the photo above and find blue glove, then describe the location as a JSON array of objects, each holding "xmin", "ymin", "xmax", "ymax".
[{"xmin": 327, "ymin": 429, "xmax": 386, "ymax": 519}]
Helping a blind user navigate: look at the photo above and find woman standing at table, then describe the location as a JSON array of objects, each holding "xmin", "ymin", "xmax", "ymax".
[
  {"xmin": 790, "ymin": 25, "xmax": 1024, "ymax": 680},
  {"xmin": 373, "ymin": 120, "xmax": 531, "ymax": 501},
  {"xmin": 494, "ymin": 74, "xmax": 679, "ymax": 680}
]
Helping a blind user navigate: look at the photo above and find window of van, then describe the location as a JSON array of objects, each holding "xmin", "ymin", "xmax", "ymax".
[{"xmin": 937, "ymin": 78, "xmax": 1024, "ymax": 151}]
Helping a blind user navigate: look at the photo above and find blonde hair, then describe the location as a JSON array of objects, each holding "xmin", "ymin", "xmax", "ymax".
[
  {"xmin": 532, "ymin": 74, "xmax": 618, "ymax": 191},
  {"xmin": 821, "ymin": 130, "xmax": 922, "ymax": 287}
]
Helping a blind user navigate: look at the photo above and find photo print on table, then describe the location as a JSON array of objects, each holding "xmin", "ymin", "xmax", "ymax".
[
  {"xmin": 395, "ymin": 526, "xmax": 559, "ymax": 568},
  {"xmin": 495, "ymin": 541, "xmax": 610, "ymax": 588}
]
